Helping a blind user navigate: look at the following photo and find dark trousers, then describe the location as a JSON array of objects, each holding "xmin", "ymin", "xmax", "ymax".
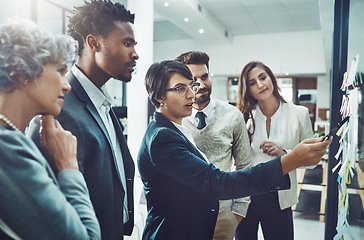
[{"xmin": 235, "ymin": 192, "xmax": 293, "ymax": 240}]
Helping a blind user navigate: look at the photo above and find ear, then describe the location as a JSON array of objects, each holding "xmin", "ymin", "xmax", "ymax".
[
  {"xmin": 156, "ymin": 96, "xmax": 166, "ymax": 107},
  {"xmin": 9, "ymin": 74, "xmax": 28, "ymax": 90},
  {"xmin": 85, "ymin": 34, "xmax": 101, "ymax": 52}
]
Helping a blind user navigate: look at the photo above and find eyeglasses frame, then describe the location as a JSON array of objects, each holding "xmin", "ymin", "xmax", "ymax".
[{"xmin": 164, "ymin": 81, "xmax": 200, "ymax": 95}]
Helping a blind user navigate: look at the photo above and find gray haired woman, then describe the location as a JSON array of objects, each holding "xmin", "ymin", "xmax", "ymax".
[{"xmin": 0, "ymin": 19, "xmax": 100, "ymax": 240}]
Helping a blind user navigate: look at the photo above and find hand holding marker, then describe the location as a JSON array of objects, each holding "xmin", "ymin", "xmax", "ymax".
[{"xmin": 322, "ymin": 116, "xmax": 350, "ymax": 141}]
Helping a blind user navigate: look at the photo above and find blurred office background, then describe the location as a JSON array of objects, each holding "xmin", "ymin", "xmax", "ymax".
[{"xmin": 1, "ymin": 0, "xmax": 363, "ymax": 239}]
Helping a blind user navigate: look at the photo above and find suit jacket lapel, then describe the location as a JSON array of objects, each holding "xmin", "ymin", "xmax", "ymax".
[
  {"xmin": 66, "ymin": 71, "xmax": 112, "ymax": 146},
  {"xmin": 154, "ymin": 112, "xmax": 207, "ymax": 162}
]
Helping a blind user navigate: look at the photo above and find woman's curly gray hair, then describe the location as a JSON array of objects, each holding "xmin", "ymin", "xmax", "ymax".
[{"xmin": 0, "ymin": 19, "xmax": 76, "ymax": 92}]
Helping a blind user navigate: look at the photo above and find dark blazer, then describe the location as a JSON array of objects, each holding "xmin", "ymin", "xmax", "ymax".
[
  {"xmin": 28, "ymin": 71, "xmax": 135, "ymax": 240},
  {"xmin": 137, "ymin": 112, "xmax": 290, "ymax": 240}
]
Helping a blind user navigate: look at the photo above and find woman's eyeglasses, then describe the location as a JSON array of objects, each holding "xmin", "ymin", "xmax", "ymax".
[{"xmin": 164, "ymin": 82, "xmax": 200, "ymax": 96}]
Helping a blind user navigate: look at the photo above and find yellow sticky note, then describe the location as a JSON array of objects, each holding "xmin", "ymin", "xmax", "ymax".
[{"xmin": 336, "ymin": 124, "xmax": 345, "ymax": 136}]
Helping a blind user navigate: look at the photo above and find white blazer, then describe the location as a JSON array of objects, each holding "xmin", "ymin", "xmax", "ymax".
[{"xmin": 247, "ymin": 102, "xmax": 314, "ymax": 210}]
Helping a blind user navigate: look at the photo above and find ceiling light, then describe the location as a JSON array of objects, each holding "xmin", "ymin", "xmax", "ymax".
[
  {"xmin": 210, "ymin": 73, "xmax": 214, "ymax": 77},
  {"xmin": 285, "ymin": 72, "xmax": 289, "ymax": 76},
  {"xmin": 199, "ymin": 29, "xmax": 204, "ymax": 34},
  {"xmin": 184, "ymin": 18, "xmax": 189, "ymax": 22},
  {"xmin": 164, "ymin": 2, "xmax": 169, "ymax": 7}
]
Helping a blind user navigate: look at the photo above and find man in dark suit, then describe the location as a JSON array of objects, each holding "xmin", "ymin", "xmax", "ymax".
[{"xmin": 28, "ymin": 1, "xmax": 138, "ymax": 239}]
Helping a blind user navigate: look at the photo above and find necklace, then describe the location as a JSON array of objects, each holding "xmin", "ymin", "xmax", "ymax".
[{"xmin": 0, "ymin": 113, "xmax": 21, "ymax": 132}]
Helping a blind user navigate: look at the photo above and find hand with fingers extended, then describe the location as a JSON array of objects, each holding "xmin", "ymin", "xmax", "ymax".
[
  {"xmin": 280, "ymin": 136, "xmax": 332, "ymax": 175},
  {"xmin": 40, "ymin": 115, "xmax": 78, "ymax": 172},
  {"xmin": 260, "ymin": 141, "xmax": 286, "ymax": 156}
]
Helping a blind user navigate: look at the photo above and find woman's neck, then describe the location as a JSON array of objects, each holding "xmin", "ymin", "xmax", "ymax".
[
  {"xmin": 0, "ymin": 93, "xmax": 32, "ymax": 132},
  {"xmin": 157, "ymin": 108, "xmax": 182, "ymax": 125},
  {"xmin": 258, "ymin": 97, "xmax": 280, "ymax": 118}
]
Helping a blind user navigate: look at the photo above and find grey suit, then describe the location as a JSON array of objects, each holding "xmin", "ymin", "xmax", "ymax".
[
  {"xmin": 28, "ymin": 71, "xmax": 135, "ymax": 240},
  {"xmin": 0, "ymin": 125, "xmax": 100, "ymax": 240}
]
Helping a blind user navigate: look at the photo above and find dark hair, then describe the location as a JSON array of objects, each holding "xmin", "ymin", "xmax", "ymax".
[
  {"xmin": 175, "ymin": 51, "xmax": 210, "ymax": 70},
  {"xmin": 145, "ymin": 60, "xmax": 194, "ymax": 108},
  {"xmin": 68, "ymin": 0, "xmax": 135, "ymax": 56},
  {"xmin": 236, "ymin": 61, "xmax": 286, "ymax": 139}
]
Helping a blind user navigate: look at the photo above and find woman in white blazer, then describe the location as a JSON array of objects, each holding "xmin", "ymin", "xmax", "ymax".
[{"xmin": 235, "ymin": 61, "xmax": 314, "ymax": 240}]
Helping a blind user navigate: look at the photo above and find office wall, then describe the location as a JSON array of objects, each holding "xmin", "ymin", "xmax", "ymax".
[
  {"xmin": 154, "ymin": 30, "xmax": 326, "ymax": 76},
  {"xmin": 317, "ymin": 75, "xmax": 331, "ymax": 118},
  {"xmin": 154, "ymin": 30, "xmax": 330, "ymax": 110}
]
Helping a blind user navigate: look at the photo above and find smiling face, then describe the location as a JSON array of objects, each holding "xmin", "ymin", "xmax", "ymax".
[
  {"xmin": 95, "ymin": 21, "xmax": 139, "ymax": 82},
  {"xmin": 186, "ymin": 64, "xmax": 211, "ymax": 110},
  {"xmin": 159, "ymin": 73, "xmax": 195, "ymax": 124},
  {"xmin": 247, "ymin": 66, "xmax": 275, "ymax": 103},
  {"xmin": 25, "ymin": 63, "xmax": 71, "ymax": 116}
]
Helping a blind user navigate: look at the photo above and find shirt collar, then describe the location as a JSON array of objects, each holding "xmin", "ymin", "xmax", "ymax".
[
  {"xmin": 71, "ymin": 65, "xmax": 113, "ymax": 110},
  {"xmin": 191, "ymin": 98, "xmax": 215, "ymax": 118}
]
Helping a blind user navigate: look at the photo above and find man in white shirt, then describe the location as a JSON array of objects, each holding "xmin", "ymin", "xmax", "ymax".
[{"xmin": 176, "ymin": 51, "xmax": 253, "ymax": 240}]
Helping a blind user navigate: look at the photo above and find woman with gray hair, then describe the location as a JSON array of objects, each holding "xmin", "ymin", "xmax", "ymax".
[{"xmin": 0, "ymin": 19, "xmax": 100, "ymax": 240}]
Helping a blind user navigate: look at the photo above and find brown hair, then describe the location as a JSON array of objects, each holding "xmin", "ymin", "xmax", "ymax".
[
  {"xmin": 175, "ymin": 51, "xmax": 210, "ymax": 70},
  {"xmin": 145, "ymin": 60, "xmax": 193, "ymax": 108},
  {"xmin": 236, "ymin": 61, "xmax": 286, "ymax": 140}
]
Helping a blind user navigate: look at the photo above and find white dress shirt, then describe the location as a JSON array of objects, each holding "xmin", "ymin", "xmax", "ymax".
[{"xmin": 250, "ymin": 102, "xmax": 283, "ymax": 166}]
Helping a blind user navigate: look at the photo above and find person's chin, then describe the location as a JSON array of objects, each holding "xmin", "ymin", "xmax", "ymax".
[
  {"xmin": 50, "ymin": 101, "xmax": 63, "ymax": 116},
  {"xmin": 39, "ymin": 109, "xmax": 60, "ymax": 117},
  {"xmin": 54, "ymin": 102, "xmax": 64, "ymax": 114},
  {"xmin": 52, "ymin": 108, "xmax": 62, "ymax": 117},
  {"xmin": 183, "ymin": 111, "xmax": 192, "ymax": 118},
  {"xmin": 195, "ymin": 95, "xmax": 209, "ymax": 105},
  {"xmin": 186, "ymin": 108, "xmax": 193, "ymax": 115},
  {"xmin": 115, "ymin": 74, "xmax": 132, "ymax": 83}
]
